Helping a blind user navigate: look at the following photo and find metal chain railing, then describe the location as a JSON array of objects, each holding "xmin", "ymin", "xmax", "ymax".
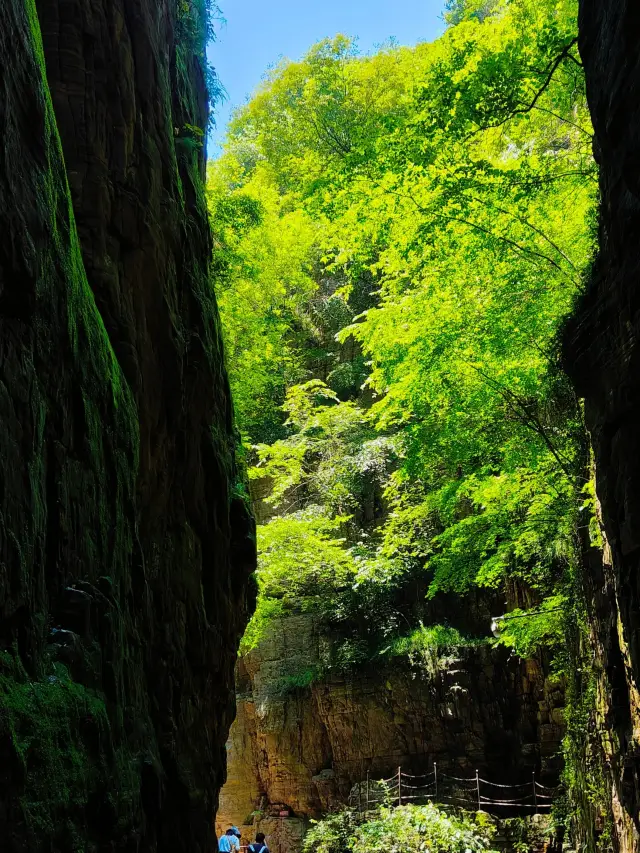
[{"xmin": 349, "ymin": 764, "xmax": 560, "ymax": 816}]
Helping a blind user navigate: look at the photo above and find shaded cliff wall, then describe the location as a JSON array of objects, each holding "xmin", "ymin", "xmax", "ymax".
[
  {"xmin": 216, "ymin": 616, "xmax": 565, "ymax": 853},
  {"xmin": 0, "ymin": 1, "xmax": 255, "ymax": 851},
  {"xmin": 564, "ymin": 2, "xmax": 640, "ymax": 850}
]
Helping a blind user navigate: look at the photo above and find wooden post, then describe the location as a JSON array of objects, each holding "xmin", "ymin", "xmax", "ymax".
[
  {"xmin": 366, "ymin": 770, "xmax": 370, "ymax": 812},
  {"xmin": 398, "ymin": 766, "xmax": 402, "ymax": 806},
  {"xmin": 476, "ymin": 770, "xmax": 481, "ymax": 811},
  {"xmin": 434, "ymin": 762, "xmax": 438, "ymax": 800},
  {"xmin": 532, "ymin": 771, "xmax": 538, "ymax": 814}
]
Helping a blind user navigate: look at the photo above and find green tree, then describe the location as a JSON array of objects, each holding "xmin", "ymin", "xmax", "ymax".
[
  {"xmin": 207, "ymin": 156, "xmax": 319, "ymax": 442},
  {"xmin": 212, "ymin": 0, "xmax": 596, "ymax": 657}
]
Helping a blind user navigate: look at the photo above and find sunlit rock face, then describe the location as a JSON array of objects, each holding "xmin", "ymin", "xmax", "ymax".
[
  {"xmin": 0, "ymin": 1, "xmax": 255, "ymax": 850},
  {"xmin": 216, "ymin": 615, "xmax": 564, "ymax": 853},
  {"xmin": 564, "ymin": 2, "xmax": 640, "ymax": 850}
]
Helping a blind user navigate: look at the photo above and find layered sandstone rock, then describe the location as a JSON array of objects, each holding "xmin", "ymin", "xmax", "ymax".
[
  {"xmin": 216, "ymin": 616, "xmax": 564, "ymax": 853},
  {"xmin": 564, "ymin": 2, "xmax": 640, "ymax": 850},
  {"xmin": 0, "ymin": 1, "xmax": 254, "ymax": 850}
]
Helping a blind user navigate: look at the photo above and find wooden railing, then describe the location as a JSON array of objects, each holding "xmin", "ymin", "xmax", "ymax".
[{"xmin": 349, "ymin": 765, "xmax": 559, "ymax": 816}]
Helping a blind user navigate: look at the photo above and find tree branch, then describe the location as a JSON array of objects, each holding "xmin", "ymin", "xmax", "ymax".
[
  {"xmin": 467, "ymin": 363, "xmax": 581, "ymax": 482},
  {"xmin": 467, "ymin": 194, "xmax": 578, "ymax": 273},
  {"xmin": 465, "ymin": 37, "xmax": 580, "ymax": 138},
  {"xmin": 433, "ymin": 210, "xmax": 576, "ymax": 283},
  {"xmin": 530, "ymin": 104, "xmax": 592, "ymax": 139},
  {"xmin": 362, "ymin": 177, "xmax": 578, "ymax": 284}
]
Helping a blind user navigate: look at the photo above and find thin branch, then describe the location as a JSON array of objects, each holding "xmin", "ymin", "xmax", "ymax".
[
  {"xmin": 467, "ymin": 363, "xmax": 581, "ymax": 483},
  {"xmin": 433, "ymin": 210, "xmax": 576, "ymax": 283},
  {"xmin": 519, "ymin": 38, "xmax": 580, "ymax": 113},
  {"xmin": 565, "ymin": 50, "xmax": 583, "ymax": 69},
  {"xmin": 366, "ymin": 178, "xmax": 577, "ymax": 284},
  {"xmin": 467, "ymin": 194, "xmax": 578, "ymax": 273},
  {"xmin": 530, "ymin": 104, "xmax": 593, "ymax": 139},
  {"xmin": 508, "ymin": 169, "xmax": 597, "ymax": 188},
  {"xmin": 304, "ymin": 111, "xmax": 352, "ymax": 155},
  {"xmin": 320, "ymin": 118, "xmax": 352, "ymax": 154},
  {"xmin": 465, "ymin": 37, "xmax": 580, "ymax": 139}
]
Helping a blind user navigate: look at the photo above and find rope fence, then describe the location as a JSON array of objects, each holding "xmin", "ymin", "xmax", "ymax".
[{"xmin": 348, "ymin": 765, "xmax": 560, "ymax": 816}]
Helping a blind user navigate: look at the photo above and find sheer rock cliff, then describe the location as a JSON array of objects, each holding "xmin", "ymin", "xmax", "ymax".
[
  {"xmin": 564, "ymin": 2, "xmax": 640, "ymax": 850},
  {"xmin": 0, "ymin": 1, "xmax": 255, "ymax": 850},
  {"xmin": 216, "ymin": 615, "xmax": 564, "ymax": 853}
]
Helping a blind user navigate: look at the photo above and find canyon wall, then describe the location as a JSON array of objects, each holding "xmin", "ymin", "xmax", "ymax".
[
  {"xmin": 564, "ymin": 2, "xmax": 640, "ymax": 850},
  {"xmin": 0, "ymin": 1, "xmax": 255, "ymax": 851},
  {"xmin": 216, "ymin": 616, "xmax": 565, "ymax": 853}
]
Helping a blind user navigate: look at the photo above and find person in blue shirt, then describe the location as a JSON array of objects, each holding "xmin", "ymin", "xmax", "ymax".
[
  {"xmin": 248, "ymin": 832, "xmax": 269, "ymax": 853},
  {"xmin": 230, "ymin": 827, "xmax": 241, "ymax": 852},
  {"xmin": 219, "ymin": 829, "xmax": 237, "ymax": 853}
]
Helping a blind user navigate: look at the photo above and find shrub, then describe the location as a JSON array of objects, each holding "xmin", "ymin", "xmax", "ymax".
[{"xmin": 304, "ymin": 804, "xmax": 498, "ymax": 853}]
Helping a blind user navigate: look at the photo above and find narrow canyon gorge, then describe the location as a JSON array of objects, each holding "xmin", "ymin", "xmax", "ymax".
[{"xmin": 1, "ymin": 0, "xmax": 640, "ymax": 852}]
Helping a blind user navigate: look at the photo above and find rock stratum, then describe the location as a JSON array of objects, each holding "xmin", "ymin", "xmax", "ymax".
[
  {"xmin": 564, "ymin": 1, "xmax": 640, "ymax": 850},
  {"xmin": 216, "ymin": 615, "xmax": 565, "ymax": 853},
  {"xmin": 0, "ymin": 1, "xmax": 255, "ymax": 850}
]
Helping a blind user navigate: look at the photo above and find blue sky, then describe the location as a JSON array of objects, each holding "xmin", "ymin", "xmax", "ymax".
[{"xmin": 207, "ymin": 0, "xmax": 447, "ymax": 151}]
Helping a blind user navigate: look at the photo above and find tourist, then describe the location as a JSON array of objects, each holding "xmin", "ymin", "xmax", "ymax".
[
  {"xmin": 247, "ymin": 832, "xmax": 269, "ymax": 853},
  {"xmin": 219, "ymin": 828, "xmax": 237, "ymax": 853}
]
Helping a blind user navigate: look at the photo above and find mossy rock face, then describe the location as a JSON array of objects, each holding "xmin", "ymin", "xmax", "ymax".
[
  {"xmin": 0, "ymin": 652, "xmax": 140, "ymax": 850},
  {"xmin": 0, "ymin": 0, "xmax": 255, "ymax": 849}
]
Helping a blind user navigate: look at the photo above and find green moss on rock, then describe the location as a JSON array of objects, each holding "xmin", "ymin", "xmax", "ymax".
[{"xmin": 0, "ymin": 649, "xmax": 139, "ymax": 848}]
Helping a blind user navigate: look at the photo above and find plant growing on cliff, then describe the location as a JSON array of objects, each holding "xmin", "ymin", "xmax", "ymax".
[
  {"xmin": 176, "ymin": 0, "xmax": 226, "ymax": 128},
  {"xmin": 383, "ymin": 623, "xmax": 484, "ymax": 659},
  {"xmin": 239, "ymin": 507, "xmax": 360, "ymax": 654}
]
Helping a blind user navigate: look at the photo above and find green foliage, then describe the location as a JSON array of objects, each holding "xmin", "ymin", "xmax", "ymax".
[
  {"xmin": 304, "ymin": 810, "xmax": 361, "ymax": 853},
  {"xmin": 240, "ymin": 596, "xmax": 285, "ymax": 654},
  {"xmin": 207, "ymin": 161, "xmax": 319, "ymax": 442},
  {"xmin": 494, "ymin": 596, "xmax": 566, "ymax": 657},
  {"xmin": 239, "ymin": 507, "xmax": 358, "ymax": 652},
  {"xmin": 304, "ymin": 805, "xmax": 498, "ymax": 853},
  {"xmin": 355, "ymin": 805, "xmax": 497, "ymax": 853},
  {"xmin": 251, "ymin": 380, "xmax": 391, "ymax": 515},
  {"xmin": 258, "ymin": 508, "xmax": 355, "ymax": 599},
  {"xmin": 281, "ymin": 666, "xmax": 320, "ymax": 690},
  {"xmin": 379, "ymin": 624, "xmax": 486, "ymax": 677},
  {"xmin": 275, "ymin": 665, "xmax": 323, "ymax": 696},
  {"xmin": 420, "ymin": 467, "xmax": 578, "ymax": 599},
  {"xmin": 444, "ymin": 0, "xmax": 503, "ymax": 25},
  {"xmin": 383, "ymin": 624, "xmax": 483, "ymax": 657},
  {"xmin": 211, "ymin": 0, "xmax": 596, "ymax": 664}
]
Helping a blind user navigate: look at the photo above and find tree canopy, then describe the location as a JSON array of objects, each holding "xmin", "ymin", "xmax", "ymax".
[{"xmin": 208, "ymin": 0, "xmax": 596, "ymax": 664}]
